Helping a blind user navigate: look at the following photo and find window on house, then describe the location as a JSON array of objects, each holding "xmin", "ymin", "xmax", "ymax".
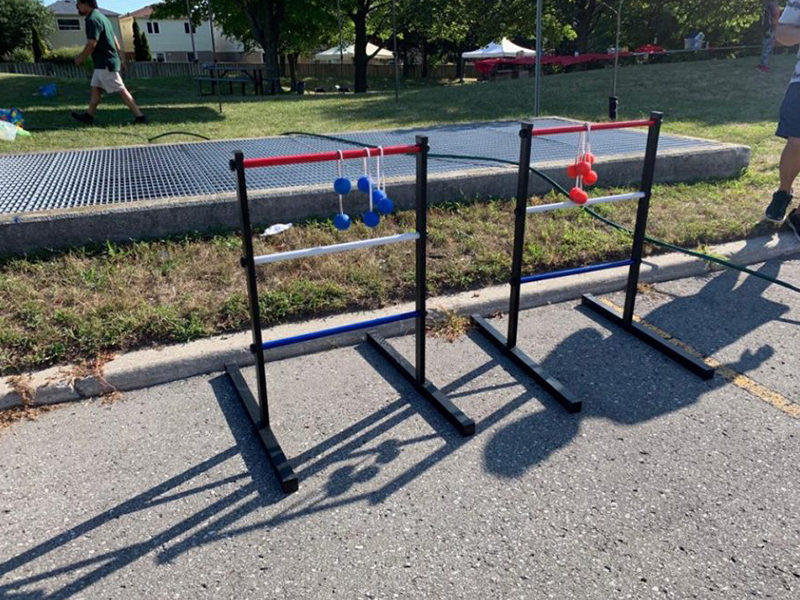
[
  {"xmin": 146, "ymin": 22, "xmax": 160, "ymax": 34},
  {"xmin": 155, "ymin": 53, "xmax": 165, "ymax": 62},
  {"xmin": 184, "ymin": 22, "xmax": 196, "ymax": 34},
  {"xmin": 57, "ymin": 19, "xmax": 81, "ymax": 31},
  {"xmin": 187, "ymin": 52, "xmax": 195, "ymax": 63}
]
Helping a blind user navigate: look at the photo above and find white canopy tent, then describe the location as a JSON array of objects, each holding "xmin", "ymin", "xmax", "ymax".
[
  {"xmin": 314, "ymin": 43, "xmax": 394, "ymax": 63},
  {"xmin": 461, "ymin": 37, "xmax": 536, "ymax": 60}
]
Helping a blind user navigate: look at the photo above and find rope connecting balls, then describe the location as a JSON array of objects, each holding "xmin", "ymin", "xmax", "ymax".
[
  {"xmin": 567, "ymin": 123, "xmax": 599, "ymax": 205},
  {"xmin": 331, "ymin": 147, "xmax": 395, "ymax": 230}
]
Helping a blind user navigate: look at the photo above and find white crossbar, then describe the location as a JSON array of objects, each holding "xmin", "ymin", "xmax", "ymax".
[
  {"xmin": 253, "ymin": 232, "xmax": 420, "ymax": 265},
  {"xmin": 526, "ymin": 191, "xmax": 646, "ymax": 214}
]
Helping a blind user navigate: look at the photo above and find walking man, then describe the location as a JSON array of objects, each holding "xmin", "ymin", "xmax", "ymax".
[
  {"xmin": 765, "ymin": 2, "xmax": 800, "ymax": 239},
  {"xmin": 71, "ymin": 0, "xmax": 147, "ymax": 125},
  {"xmin": 758, "ymin": 1, "xmax": 781, "ymax": 71}
]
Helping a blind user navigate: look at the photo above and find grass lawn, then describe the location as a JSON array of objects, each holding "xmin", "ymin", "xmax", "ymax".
[{"xmin": 0, "ymin": 53, "xmax": 795, "ymax": 375}]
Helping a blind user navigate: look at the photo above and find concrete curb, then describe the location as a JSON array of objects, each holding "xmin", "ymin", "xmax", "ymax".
[{"xmin": 1, "ymin": 232, "xmax": 798, "ymax": 411}]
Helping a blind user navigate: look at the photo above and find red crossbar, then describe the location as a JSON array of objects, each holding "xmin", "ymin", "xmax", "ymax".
[
  {"xmin": 531, "ymin": 119, "xmax": 655, "ymax": 137},
  {"xmin": 243, "ymin": 144, "xmax": 421, "ymax": 169}
]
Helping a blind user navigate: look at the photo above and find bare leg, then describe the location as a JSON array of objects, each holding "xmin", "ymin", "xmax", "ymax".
[
  {"xmin": 119, "ymin": 88, "xmax": 144, "ymax": 118},
  {"xmin": 779, "ymin": 137, "xmax": 800, "ymax": 194},
  {"xmin": 87, "ymin": 86, "xmax": 102, "ymax": 116}
]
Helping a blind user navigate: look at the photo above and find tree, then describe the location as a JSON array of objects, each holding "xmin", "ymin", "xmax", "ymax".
[
  {"xmin": 156, "ymin": 0, "xmax": 286, "ymax": 93},
  {"xmin": 132, "ymin": 20, "xmax": 152, "ymax": 62},
  {"xmin": 0, "ymin": 0, "xmax": 52, "ymax": 59},
  {"xmin": 339, "ymin": 0, "xmax": 394, "ymax": 93},
  {"xmin": 31, "ymin": 27, "xmax": 46, "ymax": 63}
]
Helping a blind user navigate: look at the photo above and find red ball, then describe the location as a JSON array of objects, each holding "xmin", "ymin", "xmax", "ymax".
[
  {"xmin": 583, "ymin": 152, "xmax": 596, "ymax": 164},
  {"xmin": 569, "ymin": 187, "xmax": 589, "ymax": 204},
  {"xmin": 583, "ymin": 170, "xmax": 598, "ymax": 186},
  {"xmin": 566, "ymin": 163, "xmax": 579, "ymax": 179},
  {"xmin": 576, "ymin": 161, "xmax": 592, "ymax": 177}
]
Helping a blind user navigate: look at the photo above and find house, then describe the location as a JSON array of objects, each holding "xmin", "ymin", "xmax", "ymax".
[
  {"xmin": 119, "ymin": 5, "xmax": 261, "ymax": 63},
  {"xmin": 46, "ymin": 0, "xmax": 122, "ymax": 50}
]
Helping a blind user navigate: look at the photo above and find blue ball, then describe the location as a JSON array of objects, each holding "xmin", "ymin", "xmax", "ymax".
[
  {"xmin": 371, "ymin": 188, "xmax": 387, "ymax": 203},
  {"xmin": 333, "ymin": 213, "xmax": 351, "ymax": 230},
  {"xmin": 363, "ymin": 210, "xmax": 380, "ymax": 228},
  {"xmin": 357, "ymin": 175, "xmax": 373, "ymax": 193},
  {"xmin": 333, "ymin": 177, "xmax": 351, "ymax": 195},
  {"xmin": 376, "ymin": 196, "xmax": 394, "ymax": 215}
]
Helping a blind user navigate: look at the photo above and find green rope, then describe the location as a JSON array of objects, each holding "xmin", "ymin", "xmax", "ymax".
[
  {"xmin": 584, "ymin": 206, "xmax": 800, "ymax": 294},
  {"xmin": 284, "ymin": 131, "xmax": 800, "ymax": 295},
  {"xmin": 148, "ymin": 131, "xmax": 211, "ymax": 142}
]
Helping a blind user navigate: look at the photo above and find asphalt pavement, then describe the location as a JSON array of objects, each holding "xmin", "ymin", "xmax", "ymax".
[{"xmin": 0, "ymin": 257, "xmax": 798, "ymax": 599}]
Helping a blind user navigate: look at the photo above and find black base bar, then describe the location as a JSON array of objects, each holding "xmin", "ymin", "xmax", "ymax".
[
  {"xmin": 225, "ymin": 364, "xmax": 299, "ymax": 493},
  {"xmin": 366, "ymin": 333, "xmax": 476, "ymax": 436},
  {"xmin": 580, "ymin": 294, "xmax": 715, "ymax": 380},
  {"xmin": 470, "ymin": 315, "xmax": 583, "ymax": 414}
]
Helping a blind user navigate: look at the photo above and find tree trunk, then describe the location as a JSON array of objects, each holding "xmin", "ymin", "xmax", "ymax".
[
  {"xmin": 421, "ymin": 39, "xmax": 429, "ymax": 79},
  {"xmin": 242, "ymin": 0, "xmax": 283, "ymax": 94},
  {"xmin": 352, "ymin": 6, "xmax": 369, "ymax": 93},
  {"xmin": 574, "ymin": 1, "xmax": 599, "ymax": 54},
  {"xmin": 288, "ymin": 52, "xmax": 298, "ymax": 90}
]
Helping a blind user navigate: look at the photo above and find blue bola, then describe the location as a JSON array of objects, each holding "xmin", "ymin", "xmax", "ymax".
[
  {"xmin": 371, "ymin": 188, "xmax": 386, "ymax": 203},
  {"xmin": 363, "ymin": 210, "xmax": 380, "ymax": 228},
  {"xmin": 333, "ymin": 177, "xmax": 351, "ymax": 195},
  {"xmin": 376, "ymin": 196, "xmax": 394, "ymax": 215},
  {"xmin": 333, "ymin": 213, "xmax": 351, "ymax": 230},
  {"xmin": 357, "ymin": 175, "xmax": 373, "ymax": 193}
]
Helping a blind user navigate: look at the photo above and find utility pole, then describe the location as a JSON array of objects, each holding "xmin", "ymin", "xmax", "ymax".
[
  {"xmin": 185, "ymin": 0, "xmax": 197, "ymax": 64},
  {"xmin": 534, "ymin": 0, "xmax": 542, "ymax": 117},
  {"xmin": 392, "ymin": 0, "xmax": 399, "ymax": 102},
  {"xmin": 609, "ymin": 0, "xmax": 624, "ymax": 119}
]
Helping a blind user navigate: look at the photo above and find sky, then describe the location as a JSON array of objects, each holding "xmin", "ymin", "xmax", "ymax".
[{"xmin": 41, "ymin": 1, "xmax": 154, "ymax": 16}]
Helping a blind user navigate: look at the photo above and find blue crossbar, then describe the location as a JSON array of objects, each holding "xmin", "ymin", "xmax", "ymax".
[
  {"xmin": 521, "ymin": 259, "xmax": 633, "ymax": 284},
  {"xmin": 262, "ymin": 311, "xmax": 420, "ymax": 350}
]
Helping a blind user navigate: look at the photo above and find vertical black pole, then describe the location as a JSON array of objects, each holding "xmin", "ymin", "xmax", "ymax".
[
  {"xmin": 507, "ymin": 122, "xmax": 533, "ymax": 348},
  {"xmin": 608, "ymin": 95, "xmax": 618, "ymax": 120},
  {"xmin": 231, "ymin": 151, "xmax": 270, "ymax": 426},
  {"xmin": 622, "ymin": 111, "xmax": 662, "ymax": 325},
  {"xmin": 415, "ymin": 136, "xmax": 429, "ymax": 385}
]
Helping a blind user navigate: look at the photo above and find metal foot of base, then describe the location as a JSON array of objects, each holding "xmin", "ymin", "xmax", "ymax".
[
  {"xmin": 366, "ymin": 333, "xmax": 476, "ymax": 436},
  {"xmin": 225, "ymin": 364, "xmax": 299, "ymax": 494},
  {"xmin": 470, "ymin": 314, "xmax": 583, "ymax": 414},
  {"xmin": 581, "ymin": 294, "xmax": 715, "ymax": 381}
]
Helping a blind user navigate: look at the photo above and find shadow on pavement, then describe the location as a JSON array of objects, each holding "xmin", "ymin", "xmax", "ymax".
[{"xmin": 484, "ymin": 259, "xmax": 790, "ymax": 479}]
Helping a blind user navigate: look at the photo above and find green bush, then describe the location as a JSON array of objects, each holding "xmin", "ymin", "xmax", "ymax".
[
  {"xmin": 45, "ymin": 46, "xmax": 83, "ymax": 64},
  {"xmin": 8, "ymin": 46, "xmax": 33, "ymax": 62}
]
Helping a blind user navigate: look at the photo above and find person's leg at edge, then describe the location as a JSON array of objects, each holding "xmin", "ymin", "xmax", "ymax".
[
  {"xmin": 780, "ymin": 138, "xmax": 800, "ymax": 239},
  {"xmin": 87, "ymin": 86, "xmax": 102, "ymax": 117},
  {"xmin": 119, "ymin": 88, "xmax": 144, "ymax": 118},
  {"xmin": 766, "ymin": 84, "xmax": 800, "ymax": 222},
  {"xmin": 779, "ymin": 137, "xmax": 800, "ymax": 194},
  {"xmin": 765, "ymin": 138, "xmax": 800, "ymax": 222}
]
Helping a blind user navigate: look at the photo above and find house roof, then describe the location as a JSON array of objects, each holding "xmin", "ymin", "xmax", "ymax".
[
  {"xmin": 126, "ymin": 6, "xmax": 156, "ymax": 19},
  {"xmin": 124, "ymin": 4, "xmax": 190, "ymax": 19},
  {"xmin": 46, "ymin": 0, "xmax": 120, "ymax": 17}
]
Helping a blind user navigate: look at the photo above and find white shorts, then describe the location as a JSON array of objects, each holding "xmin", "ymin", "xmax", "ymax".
[{"xmin": 90, "ymin": 69, "xmax": 127, "ymax": 94}]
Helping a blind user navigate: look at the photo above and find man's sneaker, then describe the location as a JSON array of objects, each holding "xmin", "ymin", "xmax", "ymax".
[
  {"xmin": 133, "ymin": 114, "xmax": 148, "ymax": 125},
  {"xmin": 765, "ymin": 190, "xmax": 793, "ymax": 223},
  {"xmin": 71, "ymin": 111, "xmax": 94, "ymax": 125},
  {"xmin": 757, "ymin": 64, "xmax": 770, "ymax": 72},
  {"xmin": 788, "ymin": 209, "xmax": 800, "ymax": 242}
]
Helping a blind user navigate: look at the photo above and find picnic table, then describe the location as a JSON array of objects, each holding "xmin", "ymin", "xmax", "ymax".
[{"xmin": 195, "ymin": 63, "xmax": 264, "ymax": 96}]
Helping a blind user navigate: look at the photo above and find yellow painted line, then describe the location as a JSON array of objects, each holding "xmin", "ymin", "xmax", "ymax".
[{"xmin": 598, "ymin": 298, "xmax": 800, "ymax": 419}]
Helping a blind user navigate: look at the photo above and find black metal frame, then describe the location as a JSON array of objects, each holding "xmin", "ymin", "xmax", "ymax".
[
  {"xmin": 472, "ymin": 111, "xmax": 712, "ymax": 415},
  {"xmin": 580, "ymin": 113, "xmax": 713, "ymax": 381},
  {"xmin": 228, "ymin": 136, "xmax": 474, "ymax": 494}
]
